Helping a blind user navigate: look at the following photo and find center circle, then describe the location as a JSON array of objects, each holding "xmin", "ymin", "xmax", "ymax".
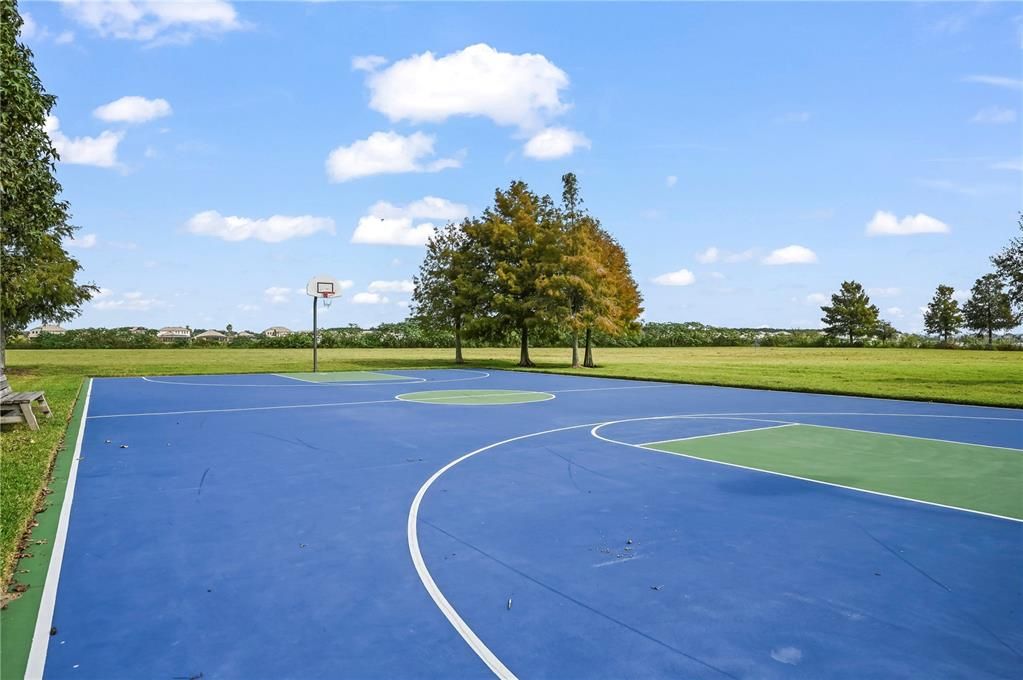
[{"xmin": 395, "ymin": 389, "xmax": 555, "ymax": 405}]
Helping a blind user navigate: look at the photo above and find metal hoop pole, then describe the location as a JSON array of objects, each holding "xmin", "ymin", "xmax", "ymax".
[{"xmin": 312, "ymin": 296, "xmax": 318, "ymax": 373}]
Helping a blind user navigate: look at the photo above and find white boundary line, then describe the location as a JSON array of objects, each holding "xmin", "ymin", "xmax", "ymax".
[
  {"xmin": 490, "ymin": 367, "xmax": 1023, "ymax": 413},
  {"xmin": 409, "ymin": 422, "xmax": 605, "ymax": 680},
  {"xmin": 590, "ymin": 416, "xmax": 1023, "ymax": 523},
  {"xmin": 88, "ymin": 398, "xmax": 399, "ymax": 419},
  {"xmin": 796, "ymin": 422, "xmax": 1023, "ymax": 453},
  {"xmin": 272, "ymin": 372, "xmax": 426, "ymax": 385},
  {"xmin": 26, "ymin": 378, "xmax": 93, "ymax": 680},
  {"xmin": 140, "ymin": 369, "xmax": 491, "ymax": 389},
  {"xmin": 639, "ymin": 422, "xmax": 796, "ymax": 447},
  {"xmin": 409, "ymin": 411, "xmax": 1022, "ymax": 678},
  {"xmin": 396, "ymin": 390, "xmax": 556, "ymax": 406}
]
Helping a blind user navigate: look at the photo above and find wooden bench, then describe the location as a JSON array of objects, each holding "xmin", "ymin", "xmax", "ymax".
[{"xmin": 0, "ymin": 375, "xmax": 51, "ymax": 431}]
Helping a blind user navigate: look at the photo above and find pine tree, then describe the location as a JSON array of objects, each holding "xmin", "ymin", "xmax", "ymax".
[
  {"xmin": 820, "ymin": 281, "xmax": 879, "ymax": 344},
  {"xmin": 923, "ymin": 284, "xmax": 963, "ymax": 344},
  {"xmin": 962, "ymin": 274, "xmax": 1016, "ymax": 345},
  {"xmin": 1, "ymin": 0, "xmax": 96, "ymax": 367}
]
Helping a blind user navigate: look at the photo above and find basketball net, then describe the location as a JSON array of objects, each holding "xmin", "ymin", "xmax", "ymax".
[{"xmin": 322, "ymin": 293, "xmax": 333, "ymax": 307}]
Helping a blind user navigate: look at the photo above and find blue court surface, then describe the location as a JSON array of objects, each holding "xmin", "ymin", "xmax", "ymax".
[{"xmin": 29, "ymin": 369, "xmax": 1023, "ymax": 679}]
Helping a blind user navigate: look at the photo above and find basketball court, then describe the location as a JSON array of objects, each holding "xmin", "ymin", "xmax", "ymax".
[{"xmin": 7, "ymin": 369, "xmax": 1022, "ymax": 679}]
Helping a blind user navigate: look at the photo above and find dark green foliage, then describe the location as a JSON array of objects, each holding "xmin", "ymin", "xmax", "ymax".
[
  {"xmin": 1, "ymin": 0, "xmax": 95, "ymax": 356},
  {"xmin": 991, "ymin": 214, "xmax": 1023, "ymax": 314},
  {"xmin": 962, "ymin": 274, "xmax": 1017, "ymax": 345},
  {"xmin": 875, "ymin": 320, "xmax": 898, "ymax": 345},
  {"xmin": 923, "ymin": 284, "xmax": 963, "ymax": 344},
  {"xmin": 820, "ymin": 281, "xmax": 879, "ymax": 344}
]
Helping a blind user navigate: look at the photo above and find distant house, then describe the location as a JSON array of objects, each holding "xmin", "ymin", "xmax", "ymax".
[
  {"xmin": 262, "ymin": 326, "xmax": 291, "ymax": 337},
  {"xmin": 128, "ymin": 326, "xmax": 149, "ymax": 335},
  {"xmin": 157, "ymin": 326, "xmax": 191, "ymax": 342},
  {"xmin": 193, "ymin": 330, "xmax": 228, "ymax": 343},
  {"xmin": 26, "ymin": 324, "xmax": 67, "ymax": 338},
  {"xmin": 235, "ymin": 331, "xmax": 256, "ymax": 339}
]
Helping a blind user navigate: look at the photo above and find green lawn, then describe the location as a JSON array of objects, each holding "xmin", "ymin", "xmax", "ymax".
[{"xmin": 2, "ymin": 346, "xmax": 1020, "ymax": 590}]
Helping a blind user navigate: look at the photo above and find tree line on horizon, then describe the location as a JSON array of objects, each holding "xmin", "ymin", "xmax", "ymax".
[
  {"xmin": 411, "ymin": 173, "xmax": 643, "ymax": 367},
  {"xmin": 820, "ymin": 215, "xmax": 1022, "ymax": 347}
]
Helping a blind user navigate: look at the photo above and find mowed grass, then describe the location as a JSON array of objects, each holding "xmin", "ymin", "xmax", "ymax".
[{"xmin": 2, "ymin": 346, "xmax": 1020, "ymax": 587}]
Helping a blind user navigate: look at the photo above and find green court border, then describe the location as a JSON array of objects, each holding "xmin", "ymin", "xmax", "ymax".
[
  {"xmin": 1, "ymin": 378, "xmax": 90, "ymax": 680},
  {"xmin": 396, "ymin": 389, "xmax": 556, "ymax": 405}
]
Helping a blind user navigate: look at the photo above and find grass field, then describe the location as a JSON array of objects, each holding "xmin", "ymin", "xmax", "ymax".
[{"xmin": 2, "ymin": 346, "xmax": 1020, "ymax": 590}]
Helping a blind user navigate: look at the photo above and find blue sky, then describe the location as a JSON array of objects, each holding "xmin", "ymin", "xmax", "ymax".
[{"xmin": 22, "ymin": 1, "xmax": 1022, "ymax": 333}]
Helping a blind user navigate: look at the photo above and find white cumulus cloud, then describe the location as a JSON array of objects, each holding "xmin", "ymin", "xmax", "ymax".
[
  {"xmin": 762, "ymin": 245, "xmax": 818, "ymax": 265},
  {"xmin": 971, "ymin": 106, "xmax": 1017, "ymax": 124},
  {"xmin": 45, "ymin": 115, "xmax": 123, "ymax": 168},
  {"xmin": 363, "ymin": 43, "xmax": 570, "ymax": 130},
  {"xmin": 264, "ymin": 287, "xmax": 294, "ymax": 304},
  {"xmin": 68, "ymin": 233, "xmax": 98, "ymax": 248},
  {"xmin": 865, "ymin": 210, "xmax": 950, "ymax": 236},
  {"xmin": 653, "ymin": 269, "xmax": 696, "ymax": 286},
  {"xmin": 696, "ymin": 246, "xmax": 755, "ymax": 264},
  {"xmin": 93, "ymin": 290, "xmax": 163, "ymax": 311},
  {"xmin": 61, "ymin": 0, "xmax": 243, "ymax": 44},
  {"xmin": 94, "ymin": 96, "xmax": 172, "ymax": 123},
  {"xmin": 368, "ymin": 280, "xmax": 414, "ymax": 293},
  {"xmin": 352, "ymin": 55, "xmax": 387, "ymax": 72},
  {"xmin": 352, "ymin": 196, "xmax": 469, "ymax": 247},
  {"xmin": 186, "ymin": 211, "xmax": 335, "ymax": 243},
  {"xmin": 352, "ymin": 292, "xmax": 389, "ymax": 305},
  {"xmin": 325, "ymin": 131, "xmax": 460, "ymax": 183},
  {"xmin": 522, "ymin": 127, "xmax": 590, "ymax": 159}
]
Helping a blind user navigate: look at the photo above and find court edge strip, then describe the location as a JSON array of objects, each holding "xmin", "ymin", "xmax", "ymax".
[
  {"xmin": 24, "ymin": 378, "xmax": 93, "ymax": 680},
  {"xmin": 591, "ymin": 417, "xmax": 1023, "ymax": 523}
]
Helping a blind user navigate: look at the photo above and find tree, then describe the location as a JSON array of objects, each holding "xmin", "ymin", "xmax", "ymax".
[
  {"xmin": 465, "ymin": 181, "xmax": 565, "ymax": 367},
  {"xmin": 820, "ymin": 281, "xmax": 879, "ymax": 344},
  {"xmin": 875, "ymin": 320, "xmax": 898, "ymax": 345},
  {"xmin": 582, "ymin": 229, "xmax": 642, "ymax": 367},
  {"xmin": 1, "ymin": 0, "xmax": 95, "ymax": 367},
  {"xmin": 962, "ymin": 274, "xmax": 1016, "ymax": 345},
  {"xmin": 557, "ymin": 173, "xmax": 607, "ymax": 367},
  {"xmin": 412, "ymin": 220, "xmax": 488, "ymax": 363},
  {"xmin": 991, "ymin": 213, "xmax": 1023, "ymax": 316},
  {"xmin": 923, "ymin": 284, "xmax": 963, "ymax": 344}
]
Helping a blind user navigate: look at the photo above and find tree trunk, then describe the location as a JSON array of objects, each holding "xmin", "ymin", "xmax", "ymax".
[
  {"xmin": 583, "ymin": 328, "xmax": 596, "ymax": 368},
  {"xmin": 988, "ymin": 327, "xmax": 993, "ymax": 346},
  {"xmin": 571, "ymin": 328, "xmax": 579, "ymax": 368},
  {"xmin": 848, "ymin": 330, "xmax": 853, "ymax": 345},
  {"xmin": 518, "ymin": 326, "xmax": 534, "ymax": 367},
  {"xmin": 454, "ymin": 318, "xmax": 464, "ymax": 364}
]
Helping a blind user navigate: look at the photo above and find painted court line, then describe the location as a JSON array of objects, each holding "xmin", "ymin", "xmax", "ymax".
[
  {"xmin": 141, "ymin": 370, "xmax": 491, "ymax": 389},
  {"xmin": 795, "ymin": 422, "xmax": 1023, "ymax": 453},
  {"xmin": 25, "ymin": 379, "xmax": 93, "ymax": 680},
  {"xmin": 638, "ymin": 422, "xmax": 797, "ymax": 447},
  {"xmin": 87, "ymin": 398, "xmax": 400, "ymax": 419},
  {"xmin": 396, "ymin": 391, "xmax": 556, "ymax": 404},
  {"xmin": 272, "ymin": 372, "xmax": 426, "ymax": 385},
  {"xmin": 590, "ymin": 418, "xmax": 1023, "ymax": 524}
]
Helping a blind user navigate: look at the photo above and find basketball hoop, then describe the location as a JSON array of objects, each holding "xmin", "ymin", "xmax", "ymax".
[{"xmin": 306, "ymin": 275, "xmax": 343, "ymax": 372}]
